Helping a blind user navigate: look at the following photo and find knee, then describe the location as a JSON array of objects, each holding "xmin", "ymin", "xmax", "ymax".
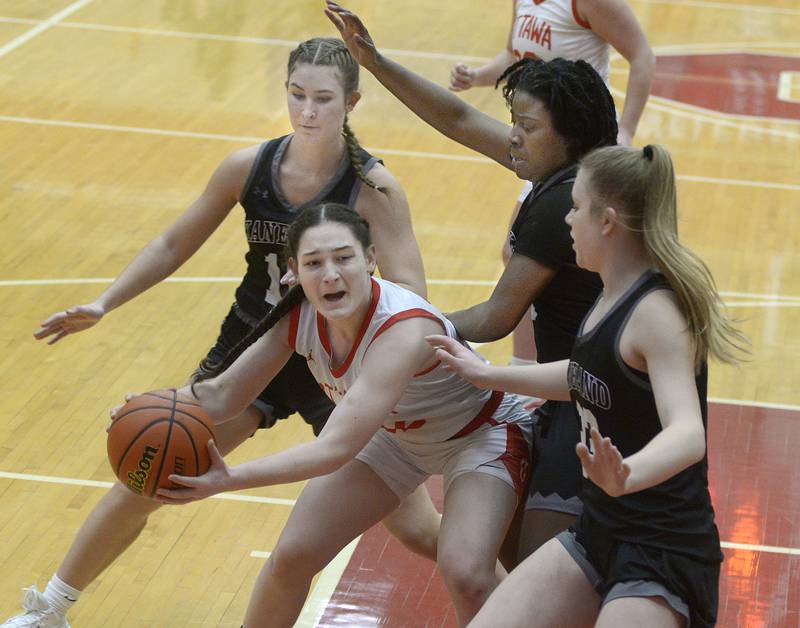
[
  {"xmin": 437, "ymin": 552, "xmax": 495, "ymax": 605},
  {"xmin": 268, "ymin": 538, "xmax": 325, "ymax": 584},
  {"xmin": 107, "ymin": 483, "xmax": 161, "ymax": 518}
]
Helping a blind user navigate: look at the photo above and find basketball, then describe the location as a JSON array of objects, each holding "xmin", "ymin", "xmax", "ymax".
[{"xmin": 107, "ymin": 388, "xmax": 217, "ymax": 498}]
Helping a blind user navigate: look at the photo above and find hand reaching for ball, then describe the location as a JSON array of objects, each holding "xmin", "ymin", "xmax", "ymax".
[{"xmin": 156, "ymin": 440, "xmax": 232, "ymax": 504}]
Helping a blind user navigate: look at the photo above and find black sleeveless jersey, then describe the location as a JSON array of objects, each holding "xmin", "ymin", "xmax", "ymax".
[
  {"xmin": 234, "ymin": 134, "xmax": 379, "ymax": 318},
  {"xmin": 510, "ymin": 165, "xmax": 602, "ymax": 363},
  {"xmin": 568, "ymin": 270, "xmax": 722, "ymax": 563}
]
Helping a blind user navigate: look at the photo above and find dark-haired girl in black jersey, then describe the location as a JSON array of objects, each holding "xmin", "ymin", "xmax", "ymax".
[
  {"xmin": 429, "ymin": 143, "xmax": 747, "ymax": 627},
  {"xmin": 9, "ymin": 37, "xmax": 440, "ymax": 628}
]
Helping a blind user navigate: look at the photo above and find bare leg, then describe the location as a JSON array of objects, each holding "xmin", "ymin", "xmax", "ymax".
[
  {"xmin": 597, "ymin": 596, "xmax": 685, "ymax": 628},
  {"xmin": 381, "ymin": 483, "xmax": 441, "ymax": 560},
  {"xmin": 243, "ymin": 460, "xmax": 399, "ymax": 627},
  {"xmin": 468, "ymin": 537, "xmax": 599, "ymax": 628},
  {"xmin": 58, "ymin": 405, "xmax": 263, "ymax": 588},
  {"xmin": 516, "ymin": 509, "xmax": 577, "ymax": 563},
  {"xmin": 437, "ymin": 473, "xmax": 518, "ymax": 626}
]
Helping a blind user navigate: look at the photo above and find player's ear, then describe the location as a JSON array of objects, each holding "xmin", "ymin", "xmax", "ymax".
[
  {"xmin": 346, "ymin": 91, "xmax": 361, "ymax": 112},
  {"xmin": 365, "ymin": 244, "xmax": 377, "ymax": 274},
  {"xmin": 288, "ymin": 257, "xmax": 298, "ymax": 274},
  {"xmin": 601, "ymin": 206, "xmax": 617, "ymax": 236}
]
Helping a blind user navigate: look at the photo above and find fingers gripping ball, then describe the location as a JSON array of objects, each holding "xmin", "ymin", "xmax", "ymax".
[{"xmin": 107, "ymin": 389, "xmax": 217, "ymax": 498}]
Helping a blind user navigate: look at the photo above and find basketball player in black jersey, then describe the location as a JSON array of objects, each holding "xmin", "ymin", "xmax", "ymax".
[
  {"xmin": 327, "ymin": 1, "xmax": 618, "ymax": 567},
  {"xmin": 429, "ymin": 144, "xmax": 747, "ymax": 627},
  {"xmin": 8, "ymin": 38, "xmax": 439, "ymax": 628}
]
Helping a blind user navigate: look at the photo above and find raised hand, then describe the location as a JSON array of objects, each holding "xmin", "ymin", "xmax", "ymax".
[
  {"xmin": 324, "ymin": 1, "xmax": 380, "ymax": 69},
  {"xmin": 576, "ymin": 428, "xmax": 631, "ymax": 497},
  {"xmin": 424, "ymin": 334, "xmax": 491, "ymax": 388},
  {"xmin": 33, "ymin": 302, "xmax": 106, "ymax": 345},
  {"xmin": 156, "ymin": 440, "xmax": 232, "ymax": 504},
  {"xmin": 449, "ymin": 62, "xmax": 477, "ymax": 92}
]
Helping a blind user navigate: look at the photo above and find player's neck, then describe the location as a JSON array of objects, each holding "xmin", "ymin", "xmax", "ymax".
[
  {"xmin": 597, "ymin": 242, "xmax": 651, "ymax": 302},
  {"xmin": 288, "ymin": 133, "xmax": 347, "ymax": 177}
]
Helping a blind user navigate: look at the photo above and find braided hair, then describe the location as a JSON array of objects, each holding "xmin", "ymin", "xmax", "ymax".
[
  {"xmin": 197, "ymin": 204, "xmax": 373, "ymax": 381},
  {"xmin": 288, "ymin": 38, "xmax": 387, "ymax": 194},
  {"xmin": 497, "ymin": 57, "xmax": 618, "ymax": 162}
]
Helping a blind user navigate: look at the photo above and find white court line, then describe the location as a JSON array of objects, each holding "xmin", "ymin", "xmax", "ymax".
[
  {"xmin": 721, "ymin": 541, "xmax": 800, "ymax": 555},
  {"xmin": 2, "ymin": 469, "xmax": 800, "ymax": 556},
  {"xmin": 0, "ymin": 471, "xmax": 296, "ymax": 506},
  {"xmin": 725, "ymin": 301, "xmax": 800, "ymax": 308},
  {"xmin": 1, "ymin": 17, "xmax": 796, "ymax": 67},
  {"xmin": 295, "ymin": 536, "xmax": 361, "ymax": 627},
  {"xmin": 1, "ymin": 114, "xmax": 798, "ymax": 189},
  {"xmin": 640, "ymin": 0, "xmax": 800, "ymax": 15},
  {"xmin": 709, "ymin": 398, "xmax": 800, "ymax": 412},
  {"xmin": 0, "ymin": 19, "xmax": 490, "ymax": 64},
  {"xmin": 612, "ymin": 90, "xmax": 800, "ymax": 140},
  {"xmin": 3, "ymin": 276, "xmax": 800, "ymax": 306},
  {"xmin": 0, "ymin": 1, "xmax": 95, "ymax": 58}
]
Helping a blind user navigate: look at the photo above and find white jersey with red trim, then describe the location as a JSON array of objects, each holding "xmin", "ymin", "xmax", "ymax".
[
  {"xmin": 511, "ymin": 0, "xmax": 610, "ymax": 82},
  {"xmin": 288, "ymin": 277, "xmax": 498, "ymax": 444}
]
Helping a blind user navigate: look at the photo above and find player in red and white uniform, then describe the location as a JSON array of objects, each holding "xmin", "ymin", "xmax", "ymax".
[
  {"xmin": 159, "ymin": 204, "xmax": 533, "ymax": 627},
  {"xmin": 449, "ymin": 0, "xmax": 653, "ymax": 146}
]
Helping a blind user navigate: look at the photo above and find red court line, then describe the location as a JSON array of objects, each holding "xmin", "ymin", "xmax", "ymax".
[{"xmin": 316, "ymin": 402, "xmax": 800, "ymax": 627}]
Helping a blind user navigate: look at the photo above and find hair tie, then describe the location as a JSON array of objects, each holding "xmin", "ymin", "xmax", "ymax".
[{"xmin": 643, "ymin": 145, "xmax": 654, "ymax": 161}]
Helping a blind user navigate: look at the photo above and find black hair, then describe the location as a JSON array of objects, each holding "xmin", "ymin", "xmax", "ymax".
[{"xmin": 498, "ymin": 57, "xmax": 618, "ymax": 162}]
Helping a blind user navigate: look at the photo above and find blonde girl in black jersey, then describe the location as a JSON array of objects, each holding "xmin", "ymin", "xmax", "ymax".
[{"xmin": 430, "ymin": 144, "xmax": 746, "ymax": 628}]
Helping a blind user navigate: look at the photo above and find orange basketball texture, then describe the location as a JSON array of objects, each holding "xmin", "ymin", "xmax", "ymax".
[{"xmin": 107, "ymin": 388, "xmax": 217, "ymax": 498}]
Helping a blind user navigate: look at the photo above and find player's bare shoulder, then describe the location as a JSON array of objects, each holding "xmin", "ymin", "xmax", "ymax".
[
  {"xmin": 627, "ymin": 286, "xmax": 694, "ymax": 358},
  {"xmin": 203, "ymin": 144, "xmax": 260, "ymax": 196},
  {"xmin": 223, "ymin": 144, "xmax": 262, "ymax": 190}
]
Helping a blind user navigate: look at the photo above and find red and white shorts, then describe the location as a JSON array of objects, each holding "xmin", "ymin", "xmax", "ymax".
[{"xmin": 355, "ymin": 392, "xmax": 532, "ymax": 501}]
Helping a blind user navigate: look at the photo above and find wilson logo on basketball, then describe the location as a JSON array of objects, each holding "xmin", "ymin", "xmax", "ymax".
[{"xmin": 126, "ymin": 445, "xmax": 160, "ymax": 495}]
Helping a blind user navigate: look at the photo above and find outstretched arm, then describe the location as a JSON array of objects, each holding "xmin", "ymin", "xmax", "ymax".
[
  {"xmin": 158, "ymin": 317, "xmax": 441, "ymax": 503},
  {"xmin": 34, "ymin": 147, "xmax": 256, "ymax": 344},
  {"xmin": 580, "ymin": 0, "xmax": 655, "ymax": 145},
  {"xmin": 425, "ymin": 334, "xmax": 570, "ymax": 400},
  {"xmin": 325, "ymin": 1, "xmax": 514, "ymax": 169}
]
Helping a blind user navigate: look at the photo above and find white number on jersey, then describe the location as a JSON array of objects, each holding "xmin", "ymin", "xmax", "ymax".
[
  {"xmin": 576, "ymin": 404, "xmax": 600, "ymax": 478},
  {"xmin": 264, "ymin": 252, "xmax": 281, "ymax": 306}
]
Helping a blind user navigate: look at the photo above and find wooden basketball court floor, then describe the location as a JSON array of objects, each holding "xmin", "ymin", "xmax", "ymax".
[{"xmin": 0, "ymin": 0, "xmax": 798, "ymax": 626}]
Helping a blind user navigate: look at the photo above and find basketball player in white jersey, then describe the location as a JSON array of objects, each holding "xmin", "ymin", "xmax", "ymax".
[
  {"xmin": 5, "ymin": 38, "xmax": 442, "ymax": 628},
  {"xmin": 157, "ymin": 204, "xmax": 533, "ymax": 627}
]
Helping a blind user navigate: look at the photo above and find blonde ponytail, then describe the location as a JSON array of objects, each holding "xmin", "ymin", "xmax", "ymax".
[{"xmin": 581, "ymin": 144, "xmax": 749, "ymax": 365}]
